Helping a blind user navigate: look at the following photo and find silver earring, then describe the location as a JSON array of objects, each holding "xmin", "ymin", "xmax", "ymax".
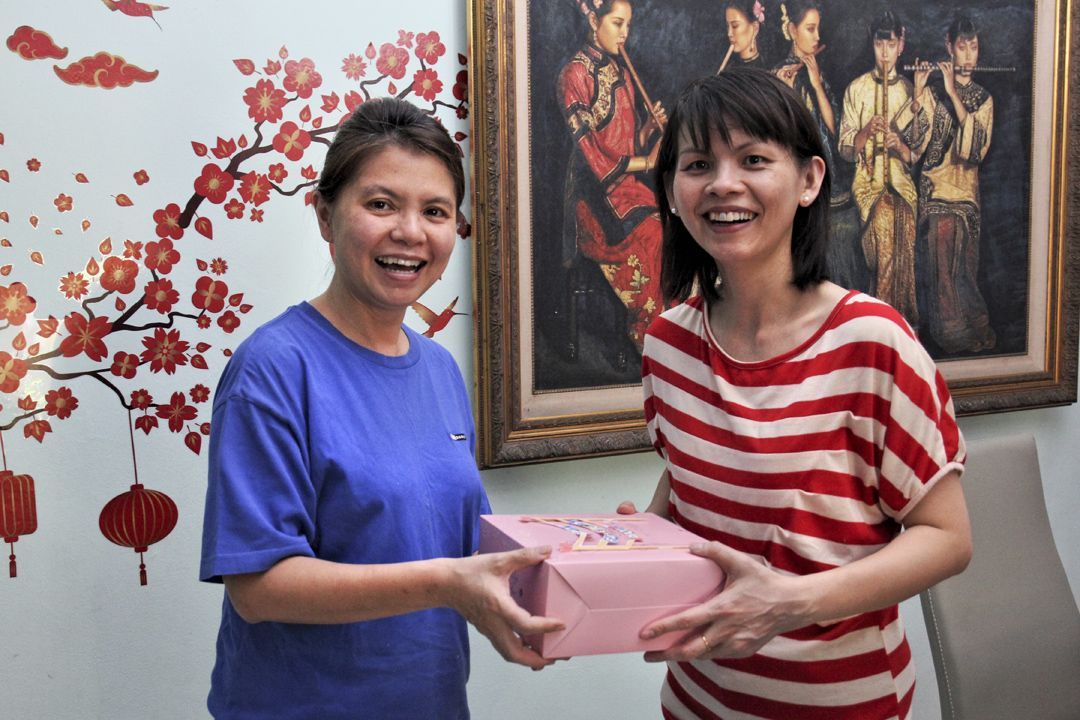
[
  {"xmin": 670, "ymin": 206, "xmax": 678, "ymax": 216},
  {"xmin": 713, "ymin": 275, "xmax": 723, "ymax": 290}
]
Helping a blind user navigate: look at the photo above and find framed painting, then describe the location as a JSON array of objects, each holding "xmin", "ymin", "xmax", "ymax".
[{"xmin": 470, "ymin": 0, "xmax": 1079, "ymax": 468}]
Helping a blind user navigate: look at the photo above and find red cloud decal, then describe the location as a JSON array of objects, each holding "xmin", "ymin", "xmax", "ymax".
[
  {"xmin": 53, "ymin": 52, "xmax": 158, "ymax": 88},
  {"xmin": 6, "ymin": 25, "xmax": 68, "ymax": 60}
]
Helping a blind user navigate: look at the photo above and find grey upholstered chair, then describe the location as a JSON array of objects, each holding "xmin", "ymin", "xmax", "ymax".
[{"xmin": 920, "ymin": 433, "xmax": 1080, "ymax": 719}]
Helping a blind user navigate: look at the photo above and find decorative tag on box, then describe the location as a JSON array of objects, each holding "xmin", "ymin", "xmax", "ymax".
[{"xmin": 478, "ymin": 513, "xmax": 725, "ymax": 658}]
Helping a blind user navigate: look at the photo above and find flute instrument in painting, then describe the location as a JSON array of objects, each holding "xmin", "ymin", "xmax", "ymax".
[
  {"xmin": 903, "ymin": 63, "xmax": 1016, "ymax": 72},
  {"xmin": 618, "ymin": 45, "xmax": 665, "ymax": 129},
  {"xmin": 874, "ymin": 59, "xmax": 891, "ymax": 188},
  {"xmin": 717, "ymin": 43, "xmax": 735, "ymax": 74}
]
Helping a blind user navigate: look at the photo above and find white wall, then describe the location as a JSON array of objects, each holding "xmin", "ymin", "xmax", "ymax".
[{"xmin": 1, "ymin": 2, "xmax": 1077, "ymax": 719}]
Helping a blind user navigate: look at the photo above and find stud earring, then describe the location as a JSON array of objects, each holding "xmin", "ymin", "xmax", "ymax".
[
  {"xmin": 670, "ymin": 206, "xmax": 678, "ymax": 216},
  {"xmin": 713, "ymin": 274, "xmax": 723, "ymax": 290},
  {"xmin": 801, "ymin": 194, "xmax": 810, "ymax": 206}
]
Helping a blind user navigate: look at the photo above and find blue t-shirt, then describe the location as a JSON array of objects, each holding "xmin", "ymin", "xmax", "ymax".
[{"xmin": 200, "ymin": 302, "xmax": 490, "ymax": 720}]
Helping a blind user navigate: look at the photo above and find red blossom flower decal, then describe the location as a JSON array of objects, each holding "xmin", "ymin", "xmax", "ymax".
[
  {"xmin": 0, "ymin": 282, "xmax": 37, "ymax": 324},
  {"xmin": 453, "ymin": 70, "xmax": 468, "ymax": 102},
  {"xmin": 140, "ymin": 327, "xmax": 189, "ymax": 374},
  {"xmin": 54, "ymin": 193, "xmax": 73, "ymax": 212},
  {"xmin": 224, "ymin": 198, "xmax": 245, "ymax": 219},
  {"xmin": 27, "ymin": 158, "xmax": 41, "ymax": 172},
  {"xmin": 344, "ymin": 90, "xmax": 364, "ymax": 112},
  {"xmin": 145, "ymin": 238, "xmax": 181, "ymax": 274},
  {"xmin": 210, "ymin": 257, "xmax": 229, "ymax": 275},
  {"xmin": 156, "ymin": 391, "xmax": 197, "ymax": 432},
  {"xmin": 412, "ymin": 69, "xmax": 442, "ymax": 101},
  {"xmin": 193, "ymin": 163, "xmax": 235, "ymax": 204},
  {"xmin": 100, "ymin": 256, "xmax": 139, "ymax": 295},
  {"xmin": 244, "ymin": 78, "xmax": 287, "ymax": 123},
  {"xmin": 249, "ymin": 208, "xmax": 264, "ymax": 223},
  {"xmin": 144, "ymin": 278, "xmax": 179, "ymax": 314},
  {"xmin": 415, "ymin": 32, "xmax": 446, "ymax": 64},
  {"xmin": 267, "ymin": 162, "xmax": 287, "ymax": 183},
  {"xmin": 190, "ymin": 384, "xmax": 211, "ymax": 403},
  {"xmin": 110, "ymin": 351, "xmax": 139, "ymax": 379},
  {"xmin": 153, "ymin": 202, "xmax": 184, "ymax": 240},
  {"xmin": 44, "ymin": 386, "xmax": 78, "ymax": 419},
  {"xmin": 342, "ymin": 53, "xmax": 367, "ymax": 80},
  {"xmin": 123, "ymin": 239, "xmax": 143, "ymax": 259},
  {"xmin": 283, "ymin": 57, "xmax": 322, "ymax": 99},
  {"xmin": 0, "ymin": 351, "xmax": 28, "ymax": 393},
  {"xmin": 59, "ymin": 271, "xmax": 89, "ymax": 300},
  {"xmin": 272, "ymin": 121, "xmax": 311, "ymax": 161},
  {"xmin": 196, "ymin": 315, "xmax": 211, "ymax": 329},
  {"xmin": 217, "ymin": 310, "xmax": 240, "ymax": 333},
  {"xmin": 192, "ymin": 276, "xmax": 229, "ymax": 313},
  {"xmin": 133, "ymin": 169, "xmax": 150, "ymax": 185},
  {"xmin": 376, "ymin": 43, "xmax": 409, "ymax": 79},
  {"xmin": 238, "ymin": 171, "xmax": 271, "ymax": 206},
  {"xmin": 24, "ymin": 419, "xmax": 51, "ymax": 443},
  {"xmin": 59, "ymin": 312, "xmax": 112, "ymax": 361},
  {"xmin": 397, "ymin": 30, "xmax": 414, "ymax": 48},
  {"xmin": 130, "ymin": 388, "xmax": 154, "ymax": 409}
]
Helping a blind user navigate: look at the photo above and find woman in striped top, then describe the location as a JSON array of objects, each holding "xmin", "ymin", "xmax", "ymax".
[{"xmin": 623, "ymin": 68, "xmax": 972, "ymax": 720}]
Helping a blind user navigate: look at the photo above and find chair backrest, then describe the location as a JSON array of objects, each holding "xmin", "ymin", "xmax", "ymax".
[{"xmin": 920, "ymin": 433, "xmax": 1080, "ymax": 720}]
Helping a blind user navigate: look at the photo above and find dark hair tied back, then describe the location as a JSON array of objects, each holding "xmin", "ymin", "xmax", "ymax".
[{"xmin": 316, "ymin": 97, "xmax": 465, "ymax": 213}]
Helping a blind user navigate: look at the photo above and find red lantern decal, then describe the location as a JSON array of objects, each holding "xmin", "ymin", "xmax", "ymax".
[
  {"xmin": 99, "ymin": 483, "xmax": 178, "ymax": 586},
  {"xmin": 0, "ymin": 470, "xmax": 37, "ymax": 578}
]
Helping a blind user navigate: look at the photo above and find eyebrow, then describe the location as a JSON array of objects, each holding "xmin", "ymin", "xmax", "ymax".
[{"xmin": 358, "ymin": 183, "xmax": 454, "ymax": 207}]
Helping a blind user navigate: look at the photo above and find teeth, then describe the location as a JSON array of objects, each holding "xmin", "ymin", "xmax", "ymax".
[
  {"xmin": 377, "ymin": 256, "xmax": 423, "ymax": 270},
  {"xmin": 707, "ymin": 211, "xmax": 756, "ymax": 223}
]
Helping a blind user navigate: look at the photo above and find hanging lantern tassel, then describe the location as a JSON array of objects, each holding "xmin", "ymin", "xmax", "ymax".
[
  {"xmin": 0, "ymin": 470, "xmax": 38, "ymax": 579},
  {"xmin": 99, "ymin": 483, "xmax": 178, "ymax": 586}
]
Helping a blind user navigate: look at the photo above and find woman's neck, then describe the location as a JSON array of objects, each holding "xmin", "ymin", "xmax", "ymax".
[{"xmin": 310, "ymin": 287, "xmax": 409, "ymax": 356}]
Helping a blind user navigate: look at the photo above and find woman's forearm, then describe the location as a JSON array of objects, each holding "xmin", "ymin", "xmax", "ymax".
[
  {"xmin": 796, "ymin": 471, "xmax": 972, "ymax": 624},
  {"xmin": 224, "ymin": 555, "xmax": 456, "ymax": 625}
]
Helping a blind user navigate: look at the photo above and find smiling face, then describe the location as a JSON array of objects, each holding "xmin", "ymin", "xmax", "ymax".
[
  {"xmin": 314, "ymin": 144, "xmax": 457, "ymax": 322},
  {"xmin": 590, "ymin": 0, "xmax": 632, "ymax": 56},
  {"xmin": 790, "ymin": 9, "xmax": 821, "ymax": 58},
  {"xmin": 667, "ymin": 124, "xmax": 824, "ymax": 277},
  {"xmin": 726, "ymin": 7, "xmax": 759, "ymax": 56}
]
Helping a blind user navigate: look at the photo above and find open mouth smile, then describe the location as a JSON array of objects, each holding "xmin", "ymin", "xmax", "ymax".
[
  {"xmin": 376, "ymin": 256, "xmax": 425, "ymax": 273},
  {"xmin": 707, "ymin": 210, "xmax": 757, "ymax": 226}
]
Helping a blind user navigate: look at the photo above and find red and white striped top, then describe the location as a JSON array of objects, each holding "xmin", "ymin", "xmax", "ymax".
[{"xmin": 642, "ymin": 290, "xmax": 965, "ymax": 720}]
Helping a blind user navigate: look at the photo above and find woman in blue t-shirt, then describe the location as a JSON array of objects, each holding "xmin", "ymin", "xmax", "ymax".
[{"xmin": 200, "ymin": 97, "xmax": 563, "ymax": 720}]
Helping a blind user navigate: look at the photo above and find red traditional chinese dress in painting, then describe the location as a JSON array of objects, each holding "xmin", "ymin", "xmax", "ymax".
[{"xmin": 558, "ymin": 42, "xmax": 662, "ymax": 349}]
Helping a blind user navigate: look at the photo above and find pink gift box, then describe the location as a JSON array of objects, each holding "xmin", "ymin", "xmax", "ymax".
[{"xmin": 478, "ymin": 512, "xmax": 725, "ymax": 658}]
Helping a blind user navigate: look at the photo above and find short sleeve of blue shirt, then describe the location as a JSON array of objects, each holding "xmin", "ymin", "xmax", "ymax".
[{"xmin": 200, "ymin": 303, "xmax": 489, "ymax": 720}]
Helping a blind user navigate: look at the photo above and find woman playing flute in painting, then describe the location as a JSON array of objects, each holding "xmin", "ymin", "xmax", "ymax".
[
  {"xmin": 839, "ymin": 9, "xmax": 923, "ymax": 327},
  {"xmin": 775, "ymin": 0, "xmax": 864, "ymax": 291},
  {"xmin": 557, "ymin": 0, "xmax": 666, "ymax": 352},
  {"xmin": 908, "ymin": 13, "xmax": 996, "ymax": 354},
  {"xmin": 719, "ymin": 0, "xmax": 767, "ymax": 72}
]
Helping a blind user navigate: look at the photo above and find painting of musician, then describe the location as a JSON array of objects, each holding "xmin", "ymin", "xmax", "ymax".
[
  {"xmin": 522, "ymin": 0, "xmax": 1032, "ymax": 398},
  {"xmin": 556, "ymin": 0, "xmax": 666, "ymax": 367},
  {"xmin": 774, "ymin": 0, "xmax": 865, "ymax": 292},
  {"xmin": 718, "ymin": 0, "xmax": 768, "ymax": 72},
  {"xmin": 908, "ymin": 13, "xmax": 996, "ymax": 354},
  {"xmin": 839, "ymin": 9, "xmax": 923, "ymax": 327}
]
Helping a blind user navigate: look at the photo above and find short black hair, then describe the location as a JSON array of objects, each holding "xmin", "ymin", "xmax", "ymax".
[{"xmin": 653, "ymin": 67, "xmax": 831, "ymax": 305}]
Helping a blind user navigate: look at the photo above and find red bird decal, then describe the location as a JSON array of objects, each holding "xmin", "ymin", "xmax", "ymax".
[
  {"xmin": 411, "ymin": 296, "xmax": 465, "ymax": 338},
  {"xmin": 101, "ymin": 0, "xmax": 169, "ymax": 29}
]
